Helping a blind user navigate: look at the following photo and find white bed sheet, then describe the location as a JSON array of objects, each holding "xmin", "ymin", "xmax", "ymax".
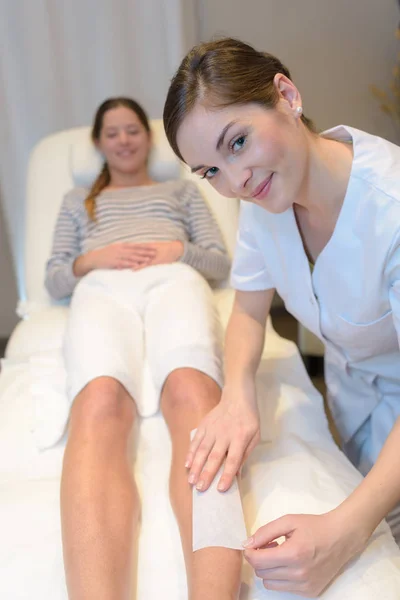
[{"xmin": 1, "ymin": 306, "xmax": 400, "ymax": 599}]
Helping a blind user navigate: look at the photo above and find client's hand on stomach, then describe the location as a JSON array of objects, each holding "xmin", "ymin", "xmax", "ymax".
[
  {"xmin": 186, "ymin": 380, "xmax": 260, "ymax": 493},
  {"xmin": 132, "ymin": 240, "xmax": 184, "ymax": 270},
  {"xmin": 73, "ymin": 242, "xmax": 157, "ymax": 276}
]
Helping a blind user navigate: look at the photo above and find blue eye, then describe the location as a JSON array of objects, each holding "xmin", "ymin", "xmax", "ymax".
[
  {"xmin": 231, "ymin": 135, "xmax": 246, "ymax": 152},
  {"xmin": 201, "ymin": 166, "xmax": 219, "ymax": 180}
]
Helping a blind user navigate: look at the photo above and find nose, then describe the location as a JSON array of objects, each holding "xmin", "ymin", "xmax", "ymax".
[
  {"xmin": 226, "ymin": 164, "xmax": 252, "ymax": 196},
  {"xmin": 118, "ymin": 130, "xmax": 129, "ymax": 145}
]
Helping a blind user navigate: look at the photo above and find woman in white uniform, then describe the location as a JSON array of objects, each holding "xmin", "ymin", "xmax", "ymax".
[{"xmin": 163, "ymin": 37, "xmax": 400, "ymax": 596}]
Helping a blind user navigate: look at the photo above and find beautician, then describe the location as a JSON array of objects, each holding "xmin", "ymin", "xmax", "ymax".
[{"xmin": 163, "ymin": 37, "xmax": 400, "ymax": 596}]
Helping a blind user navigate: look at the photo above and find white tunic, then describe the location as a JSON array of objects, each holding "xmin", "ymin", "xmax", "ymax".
[{"xmin": 231, "ymin": 125, "xmax": 400, "ymax": 474}]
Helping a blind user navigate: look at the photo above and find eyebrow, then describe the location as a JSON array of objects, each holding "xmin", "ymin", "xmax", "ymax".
[
  {"xmin": 216, "ymin": 120, "xmax": 238, "ymax": 150},
  {"xmin": 190, "ymin": 120, "xmax": 238, "ymax": 173}
]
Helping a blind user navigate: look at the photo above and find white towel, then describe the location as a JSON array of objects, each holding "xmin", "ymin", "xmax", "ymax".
[
  {"xmin": 30, "ymin": 351, "xmax": 70, "ymax": 450},
  {"xmin": 29, "ymin": 350, "xmax": 160, "ymax": 450}
]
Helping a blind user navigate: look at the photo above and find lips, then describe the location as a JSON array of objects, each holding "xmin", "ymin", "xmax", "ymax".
[
  {"xmin": 117, "ymin": 149, "xmax": 136, "ymax": 157},
  {"xmin": 251, "ymin": 174, "xmax": 273, "ymax": 200}
]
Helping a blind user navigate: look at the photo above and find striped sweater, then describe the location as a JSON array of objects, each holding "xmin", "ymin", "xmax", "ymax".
[{"xmin": 45, "ymin": 179, "xmax": 231, "ymax": 300}]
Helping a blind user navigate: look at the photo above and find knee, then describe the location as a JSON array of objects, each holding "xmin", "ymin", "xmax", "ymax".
[
  {"xmin": 161, "ymin": 368, "xmax": 221, "ymax": 416},
  {"xmin": 70, "ymin": 377, "xmax": 135, "ymax": 435}
]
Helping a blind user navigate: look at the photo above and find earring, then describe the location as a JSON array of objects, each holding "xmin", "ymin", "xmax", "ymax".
[{"xmin": 296, "ymin": 106, "xmax": 303, "ymax": 117}]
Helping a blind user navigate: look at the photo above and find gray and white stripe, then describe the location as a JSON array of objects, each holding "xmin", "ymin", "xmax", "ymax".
[{"xmin": 45, "ymin": 179, "xmax": 231, "ymax": 300}]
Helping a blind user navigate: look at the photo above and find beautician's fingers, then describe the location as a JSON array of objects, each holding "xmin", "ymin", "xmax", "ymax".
[
  {"xmin": 244, "ymin": 542, "xmax": 292, "ymax": 571},
  {"xmin": 185, "ymin": 427, "xmax": 206, "ymax": 470},
  {"xmin": 255, "ymin": 566, "xmax": 290, "ymax": 581},
  {"xmin": 255, "ymin": 565, "xmax": 310, "ymax": 593},
  {"xmin": 244, "ymin": 512, "xmax": 354, "ymax": 597},
  {"xmin": 195, "ymin": 441, "xmax": 230, "ymax": 491},
  {"xmin": 259, "ymin": 541, "xmax": 279, "ymax": 549},
  {"xmin": 217, "ymin": 440, "xmax": 246, "ymax": 491},
  {"xmin": 218, "ymin": 429, "xmax": 260, "ymax": 490},
  {"xmin": 261, "ymin": 580, "xmax": 307, "ymax": 594},
  {"xmin": 188, "ymin": 436, "xmax": 223, "ymax": 486},
  {"xmin": 243, "ymin": 514, "xmax": 294, "ymax": 550}
]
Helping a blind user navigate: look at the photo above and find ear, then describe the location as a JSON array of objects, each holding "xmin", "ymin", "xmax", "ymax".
[{"xmin": 273, "ymin": 73, "xmax": 302, "ymax": 113}]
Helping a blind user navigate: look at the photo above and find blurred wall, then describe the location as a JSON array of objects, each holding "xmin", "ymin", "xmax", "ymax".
[{"xmin": 196, "ymin": 0, "xmax": 400, "ymax": 142}]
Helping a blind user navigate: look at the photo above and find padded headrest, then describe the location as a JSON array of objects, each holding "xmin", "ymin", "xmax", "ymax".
[{"xmin": 70, "ymin": 119, "xmax": 181, "ymax": 188}]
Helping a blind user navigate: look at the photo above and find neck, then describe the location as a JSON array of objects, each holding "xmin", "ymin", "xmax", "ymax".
[
  {"xmin": 108, "ymin": 167, "xmax": 153, "ymax": 189},
  {"xmin": 295, "ymin": 132, "xmax": 353, "ymax": 222}
]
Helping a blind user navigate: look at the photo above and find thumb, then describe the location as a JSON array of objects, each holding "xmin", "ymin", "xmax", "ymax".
[{"xmin": 243, "ymin": 514, "xmax": 295, "ymax": 549}]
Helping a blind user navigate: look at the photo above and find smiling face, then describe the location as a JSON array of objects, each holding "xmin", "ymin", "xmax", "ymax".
[
  {"xmin": 96, "ymin": 105, "xmax": 151, "ymax": 180},
  {"xmin": 176, "ymin": 97, "xmax": 310, "ymax": 213}
]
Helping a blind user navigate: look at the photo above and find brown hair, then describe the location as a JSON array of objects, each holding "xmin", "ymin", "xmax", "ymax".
[
  {"xmin": 85, "ymin": 97, "xmax": 151, "ymax": 220},
  {"xmin": 163, "ymin": 37, "xmax": 316, "ymax": 161}
]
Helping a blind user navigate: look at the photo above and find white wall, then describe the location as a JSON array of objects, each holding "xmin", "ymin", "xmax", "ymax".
[{"xmin": 196, "ymin": 0, "xmax": 400, "ymax": 142}]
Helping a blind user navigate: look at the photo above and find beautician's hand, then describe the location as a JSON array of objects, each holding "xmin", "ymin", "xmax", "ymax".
[
  {"xmin": 73, "ymin": 243, "xmax": 156, "ymax": 276},
  {"xmin": 244, "ymin": 510, "xmax": 368, "ymax": 597},
  {"xmin": 132, "ymin": 240, "xmax": 184, "ymax": 269},
  {"xmin": 186, "ymin": 379, "xmax": 260, "ymax": 492}
]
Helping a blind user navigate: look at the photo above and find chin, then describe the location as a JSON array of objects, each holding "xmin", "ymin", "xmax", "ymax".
[
  {"xmin": 116, "ymin": 162, "xmax": 145, "ymax": 174},
  {"xmin": 263, "ymin": 203, "xmax": 291, "ymax": 214},
  {"xmin": 251, "ymin": 195, "xmax": 288, "ymax": 214}
]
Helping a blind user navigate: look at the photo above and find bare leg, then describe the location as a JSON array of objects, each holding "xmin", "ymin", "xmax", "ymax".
[
  {"xmin": 61, "ymin": 377, "xmax": 139, "ymax": 600},
  {"xmin": 161, "ymin": 368, "xmax": 242, "ymax": 600}
]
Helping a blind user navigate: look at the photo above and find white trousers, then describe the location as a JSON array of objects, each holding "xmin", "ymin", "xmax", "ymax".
[{"xmin": 63, "ymin": 264, "xmax": 224, "ymax": 416}]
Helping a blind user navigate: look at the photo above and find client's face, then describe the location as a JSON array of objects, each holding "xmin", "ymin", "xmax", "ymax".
[{"xmin": 97, "ymin": 106, "xmax": 151, "ymax": 177}]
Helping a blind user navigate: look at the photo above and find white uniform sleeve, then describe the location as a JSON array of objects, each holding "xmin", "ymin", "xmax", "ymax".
[{"xmin": 230, "ymin": 203, "xmax": 275, "ymax": 292}]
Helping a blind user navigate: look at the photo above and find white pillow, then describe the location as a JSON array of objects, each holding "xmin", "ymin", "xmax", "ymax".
[{"xmin": 69, "ymin": 130, "xmax": 103, "ymax": 188}]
